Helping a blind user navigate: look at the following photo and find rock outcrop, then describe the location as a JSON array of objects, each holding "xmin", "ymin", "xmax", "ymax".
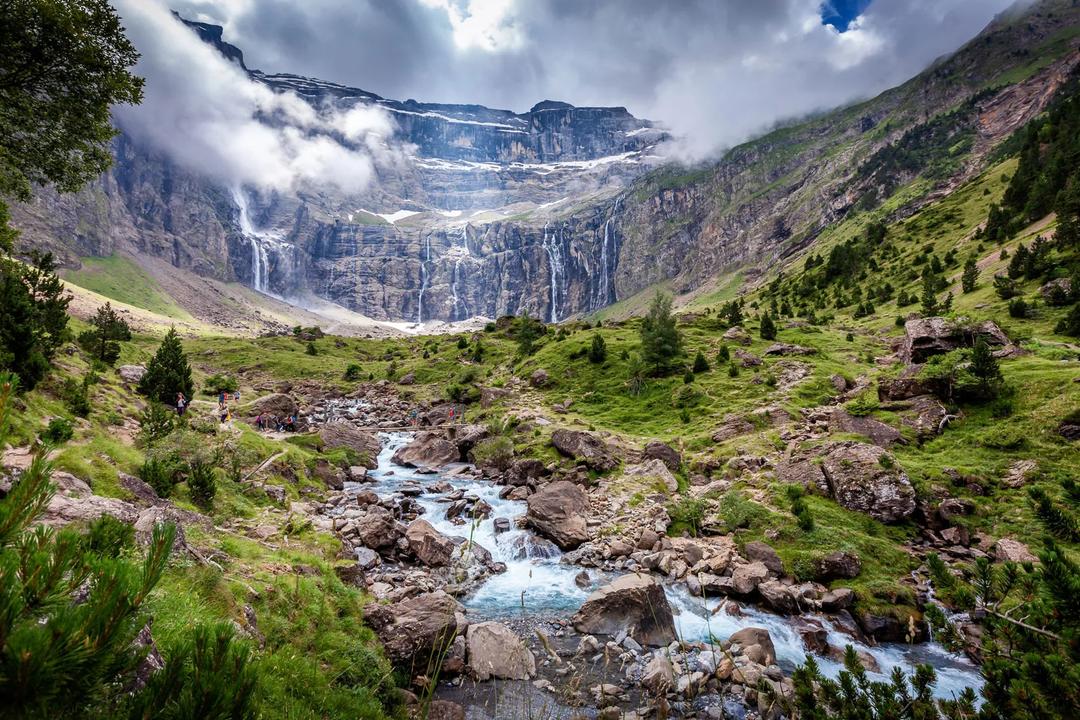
[
  {"xmin": 405, "ymin": 519, "xmax": 457, "ymax": 567},
  {"xmin": 550, "ymin": 429, "xmax": 617, "ymax": 471},
  {"xmin": 899, "ymin": 317, "xmax": 1010, "ymax": 364},
  {"xmin": 391, "ymin": 432, "xmax": 459, "ymax": 469},
  {"xmin": 817, "ymin": 442, "xmax": 916, "ymax": 523},
  {"xmin": 363, "ymin": 591, "xmax": 463, "ymax": 669},
  {"xmin": 319, "ymin": 424, "xmax": 381, "ymax": 468}
]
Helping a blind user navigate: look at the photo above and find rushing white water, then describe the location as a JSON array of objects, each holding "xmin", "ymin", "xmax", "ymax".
[
  {"xmin": 542, "ymin": 223, "xmax": 565, "ymax": 323},
  {"xmin": 361, "ymin": 432, "xmax": 984, "ymax": 702},
  {"xmin": 448, "ymin": 225, "xmax": 469, "ymax": 321}
]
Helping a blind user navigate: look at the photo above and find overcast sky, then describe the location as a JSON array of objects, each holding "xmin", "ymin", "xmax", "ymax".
[{"xmin": 159, "ymin": 0, "xmax": 1019, "ymax": 158}]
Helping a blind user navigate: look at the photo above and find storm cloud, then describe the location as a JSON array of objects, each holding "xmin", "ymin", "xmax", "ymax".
[{"xmin": 143, "ymin": 0, "xmax": 1018, "ymax": 160}]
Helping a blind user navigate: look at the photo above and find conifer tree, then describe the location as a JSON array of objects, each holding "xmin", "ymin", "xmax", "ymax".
[
  {"xmin": 961, "ymin": 256, "xmax": 979, "ymax": 293},
  {"xmin": 969, "ymin": 337, "xmax": 1003, "ymax": 400},
  {"xmin": 78, "ymin": 301, "xmax": 131, "ymax": 364},
  {"xmin": 692, "ymin": 350, "xmax": 710, "ymax": 373},
  {"xmin": 639, "ymin": 292, "xmax": 682, "ymax": 376},
  {"xmin": 587, "ymin": 334, "xmax": 606, "ymax": 364},
  {"xmin": 759, "ymin": 312, "xmax": 777, "ymax": 340},
  {"xmin": 137, "ymin": 327, "xmax": 194, "ymax": 405}
]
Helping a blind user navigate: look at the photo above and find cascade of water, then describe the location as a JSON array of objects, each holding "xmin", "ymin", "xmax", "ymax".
[
  {"xmin": 542, "ymin": 223, "xmax": 565, "ymax": 323},
  {"xmin": 417, "ymin": 235, "xmax": 432, "ymax": 324},
  {"xmin": 449, "ymin": 225, "xmax": 469, "ymax": 321},
  {"xmin": 594, "ymin": 198, "xmax": 621, "ymax": 310},
  {"xmin": 231, "ymin": 185, "xmax": 273, "ymax": 293}
]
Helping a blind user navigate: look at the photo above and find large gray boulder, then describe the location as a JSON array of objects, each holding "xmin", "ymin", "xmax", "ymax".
[
  {"xmin": 405, "ymin": 519, "xmax": 457, "ymax": 567},
  {"xmin": 525, "ymin": 480, "xmax": 590, "ymax": 549},
  {"xmin": 117, "ymin": 365, "xmax": 146, "ymax": 384},
  {"xmin": 355, "ymin": 506, "xmax": 399, "ymax": 549},
  {"xmin": 465, "ymin": 622, "xmax": 536, "ymax": 680},
  {"xmin": 728, "ymin": 627, "xmax": 776, "ymax": 665},
  {"xmin": 572, "ymin": 574, "xmax": 677, "ymax": 647},
  {"xmin": 363, "ymin": 591, "xmax": 463, "ymax": 669},
  {"xmin": 391, "ymin": 431, "xmax": 459, "ymax": 469},
  {"xmin": 642, "ymin": 440, "xmax": 681, "ymax": 472},
  {"xmin": 245, "ymin": 393, "xmax": 298, "ymax": 418},
  {"xmin": 550, "ymin": 429, "xmax": 617, "ymax": 471},
  {"xmin": 319, "ymin": 423, "xmax": 381, "ymax": 468},
  {"xmin": 899, "ymin": 317, "xmax": 1009, "ymax": 364},
  {"xmin": 818, "ymin": 442, "xmax": 915, "ymax": 523}
]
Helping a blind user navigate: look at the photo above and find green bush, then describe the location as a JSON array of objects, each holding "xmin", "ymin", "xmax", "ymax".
[
  {"xmin": 203, "ymin": 373, "xmax": 238, "ymax": 395},
  {"xmin": 40, "ymin": 417, "xmax": 74, "ymax": 444},
  {"xmin": 137, "ymin": 402, "xmax": 175, "ymax": 446},
  {"xmin": 61, "ymin": 377, "xmax": 91, "ymax": 417},
  {"xmin": 667, "ymin": 497, "xmax": 707, "ymax": 536},
  {"xmin": 139, "ymin": 456, "xmax": 182, "ymax": 498},
  {"xmin": 83, "ymin": 514, "xmax": 134, "ymax": 557},
  {"xmin": 471, "ymin": 436, "xmax": 514, "ymax": 471},
  {"xmin": 343, "ymin": 363, "xmax": 364, "ymax": 381},
  {"xmin": 187, "ymin": 458, "xmax": 217, "ymax": 509},
  {"xmin": 845, "ymin": 391, "xmax": 879, "ymax": 417}
]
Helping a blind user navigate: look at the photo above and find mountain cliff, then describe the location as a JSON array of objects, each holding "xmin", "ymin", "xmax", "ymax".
[{"xmin": 10, "ymin": 1, "xmax": 1080, "ymax": 326}]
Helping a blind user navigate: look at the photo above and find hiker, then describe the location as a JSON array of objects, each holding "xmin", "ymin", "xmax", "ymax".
[
  {"xmin": 218, "ymin": 391, "xmax": 226, "ymax": 410},
  {"xmin": 176, "ymin": 392, "xmax": 186, "ymax": 417},
  {"xmin": 255, "ymin": 412, "xmax": 265, "ymax": 430},
  {"xmin": 220, "ymin": 406, "xmax": 229, "ymax": 424},
  {"xmin": 448, "ymin": 406, "xmax": 455, "ymax": 423},
  {"xmin": 408, "ymin": 408, "xmax": 418, "ymax": 427},
  {"xmin": 282, "ymin": 414, "xmax": 296, "ymax": 432},
  {"xmin": 233, "ymin": 389, "xmax": 241, "ymax": 403}
]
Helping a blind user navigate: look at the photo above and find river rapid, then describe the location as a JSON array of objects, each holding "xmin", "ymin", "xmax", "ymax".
[{"xmin": 360, "ymin": 433, "xmax": 983, "ymax": 702}]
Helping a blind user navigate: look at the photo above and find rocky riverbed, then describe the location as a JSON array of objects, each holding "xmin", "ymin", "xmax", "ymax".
[{"xmin": 306, "ymin": 423, "xmax": 983, "ymax": 720}]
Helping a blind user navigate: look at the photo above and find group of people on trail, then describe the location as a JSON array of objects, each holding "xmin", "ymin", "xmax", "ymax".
[
  {"xmin": 407, "ymin": 405, "xmax": 459, "ymax": 427},
  {"xmin": 255, "ymin": 412, "xmax": 297, "ymax": 433},
  {"xmin": 218, "ymin": 389, "xmax": 240, "ymax": 423}
]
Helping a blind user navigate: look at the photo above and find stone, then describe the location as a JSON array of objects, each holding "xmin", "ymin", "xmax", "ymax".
[
  {"xmin": 878, "ymin": 375, "xmax": 935, "ymax": 401},
  {"xmin": 398, "ymin": 372, "xmax": 415, "ymax": 385},
  {"xmin": 550, "ymin": 429, "xmax": 617, "ymax": 471},
  {"xmin": 355, "ymin": 547, "xmax": 380, "ymax": 570},
  {"xmin": 348, "ymin": 465, "xmax": 368, "ymax": 482},
  {"xmin": 743, "ymin": 542, "xmax": 783, "ymax": 576},
  {"xmin": 391, "ymin": 432, "xmax": 459, "ymax": 469},
  {"xmin": 1001, "ymin": 460, "xmax": 1037, "ymax": 489},
  {"xmin": 525, "ymin": 480, "xmax": 590, "ymax": 549},
  {"xmin": 730, "ymin": 562, "xmax": 769, "ymax": 595},
  {"xmin": 245, "ymin": 392, "xmax": 298, "ymax": 419},
  {"xmin": 638, "ymin": 528, "xmax": 660, "ymax": 550},
  {"xmin": 728, "ymin": 627, "xmax": 775, "ymax": 666},
  {"xmin": 722, "ymin": 326, "xmax": 752, "ymax": 345},
  {"xmin": 405, "ymin": 519, "xmax": 457, "ymax": 567},
  {"xmin": 816, "ymin": 551, "xmax": 861, "ymax": 580},
  {"xmin": 465, "ymin": 621, "xmax": 536, "ymax": 680},
  {"xmin": 118, "ymin": 472, "xmax": 160, "ymax": 504},
  {"xmin": 492, "ymin": 517, "xmax": 511, "ymax": 534},
  {"xmin": 711, "ymin": 415, "xmax": 755, "ymax": 443},
  {"xmin": 622, "ymin": 459, "xmax": 678, "ymax": 494},
  {"xmin": 763, "ymin": 343, "xmax": 816, "ymax": 356},
  {"xmin": 355, "ymin": 506, "xmax": 399, "ymax": 549},
  {"xmin": 940, "ymin": 526, "xmax": 969, "ymax": 546},
  {"xmin": 899, "ymin": 317, "xmax": 1009, "ymax": 364},
  {"xmin": 641, "ymin": 654, "xmax": 674, "ymax": 695},
  {"xmin": 422, "ymin": 700, "xmax": 465, "ymax": 720},
  {"xmin": 363, "ymin": 591, "xmax": 462, "ymax": 669},
  {"xmin": 734, "ymin": 349, "xmax": 761, "ymax": 367},
  {"xmin": 796, "ymin": 620, "xmax": 829, "ymax": 654},
  {"xmin": 530, "ymin": 369, "xmax": 549, "ymax": 387},
  {"xmin": 994, "ymin": 537, "xmax": 1038, "ymax": 564},
  {"xmin": 319, "ymin": 424, "xmax": 381, "ymax": 468},
  {"xmin": 775, "ymin": 455, "xmax": 828, "ymax": 494},
  {"xmin": 575, "ymin": 570, "xmax": 591, "ymax": 589},
  {"xmin": 117, "ymin": 364, "xmax": 147, "ymax": 383},
  {"xmin": 452, "ymin": 423, "xmax": 489, "ymax": 455},
  {"xmin": 757, "ymin": 580, "xmax": 798, "ymax": 614},
  {"xmin": 642, "ymin": 440, "xmax": 681, "ymax": 472},
  {"xmin": 829, "ymin": 409, "xmax": 903, "ymax": 447},
  {"xmin": 572, "ymin": 574, "xmax": 677, "ymax": 647},
  {"xmin": 1040, "ymin": 277, "xmax": 1072, "ymax": 300},
  {"xmin": 827, "ymin": 645, "xmax": 880, "ymax": 673},
  {"xmin": 818, "ymin": 442, "xmax": 915, "ymax": 523}
]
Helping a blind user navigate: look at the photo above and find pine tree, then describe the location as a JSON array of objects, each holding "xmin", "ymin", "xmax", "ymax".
[
  {"xmin": 692, "ymin": 350, "xmax": 710, "ymax": 373},
  {"xmin": 961, "ymin": 257, "xmax": 979, "ymax": 293},
  {"xmin": 639, "ymin": 292, "xmax": 683, "ymax": 377},
  {"xmin": 78, "ymin": 301, "xmax": 131, "ymax": 364},
  {"xmin": 587, "ymin": 334, "xmax": 606, "ymax": 364},
  {"xmin": 1056, "ymin": 175, "xmax": 1080, "ymax": 247},
  {"xmin": 921, "ymin": 272, "xmax": 939, "ymax": 316},
  {"xmin": 137, "ymin": 327, "xmax": 194, "ymax": 405},
  {"xmin": 759, "ymin": 312, "xmax": 777, "ymax": 340},
  {"xmin": 969, "ymin": 337, "xmax": 1003, "ymax": 400}
]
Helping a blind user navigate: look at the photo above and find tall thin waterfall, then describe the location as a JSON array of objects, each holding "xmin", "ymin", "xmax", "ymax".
[
  {"xmin": 417, "ymin": 234, "xmax": 432, "ymax": 324},
  {"xmin": 449, "ymin": 225, "xmax": 469, "ymax": 321},
  {"xmin": 542, "ymin": 223, "xmax": 565, "ymax": 323},
  {"xmin": 231, "ymin": 186, "xmax": 271, "ymax": 293}
]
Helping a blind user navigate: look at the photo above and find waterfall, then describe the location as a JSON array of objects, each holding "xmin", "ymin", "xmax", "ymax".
[
  {"xmin": 594, "ymin": 198, "xmax": 621, "ymax": 311},
  {"xmin": 417, "ymin": 234, "xmax": 432, "ymax": 324},
  {"xmin": 542, "ymin": 223, "xmax": 565, "ymax": 323},
  {"xmin": 448, "ymin": 225, "xmax": 469, "ymax": 321},
  {"xmin": 231, "ymin": 185, "xmax": 273, "ymax": 293}
]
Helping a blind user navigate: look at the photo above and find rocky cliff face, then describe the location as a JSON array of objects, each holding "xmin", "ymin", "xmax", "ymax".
[{"xmin": 11, "ymin": 2, "xmax": 1080, "ymax": 324}]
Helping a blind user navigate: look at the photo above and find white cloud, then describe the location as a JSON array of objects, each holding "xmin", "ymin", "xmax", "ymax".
[
  {"xmin": 418, "ymin": 0, "xmax": 522, "ymax": 51},
  {"xmin": 112, "ymin": 0, "xmax": 404, "ymax": 194}
]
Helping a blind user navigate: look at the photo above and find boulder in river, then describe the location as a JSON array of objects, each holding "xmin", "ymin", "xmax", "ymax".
[
  {"xmin": 728, "ymin": 627, "xmax": 776, "ymax": 665},
  {"xmin": 571, "ymin": 573, "xmax": 677, "ymax": 647},
  {"xmin": 355, "ymin": 506, "xmax": 399, "ymax": 549},
  {"xmin": 363, "ymin": 591, "xmax": 463, "ymax": 669},
  {"xmin": 465, "ymin": 621, "xmax": 536, "ymax": 680},
  {"xmin": 525, "ymin": 480, "xmax": 590, "ymax": 549},
  {"xmin": 550, "ymin": 429, "xmax": 617, "ymax": 471},
  {"xmin": 391, "ymin": 431, "xmax": 459, "ymax": 469},
  {"xmin": 405, "ymin": 519, "xmax": 457, "ymax": 567}
]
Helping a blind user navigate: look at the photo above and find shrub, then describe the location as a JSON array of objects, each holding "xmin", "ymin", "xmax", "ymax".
[
  {"xmin": 1008, "ymin": 297, "xmax": 1031, "ymax": 318},
  {"xmin": 844, "ymin": 391, "xmax": 879, "ymax": 417},
  {"xmin": 139, "ymin": 456, "xmax": 181, "ymax": 498},
  {"xmin": 993, "ymin": 274, "xmax": 1020, "ymax": 299},
  {"xmin": 61, "ymin": 377, "xmax": 91, "ymax": 417},
  {"xmin": 692, "ymin": 350, "xmax": 710, "ymax": 373},
  {"xmin": 727, "ymin": 362, "xmax": 739, "ymax": 377},
  {"xmin": 456, "ymin": 335, "xmax": 468, "ymax": 349},
  {"xmin": 667, "ymin": 497, "xmax": 707, "ymax": 536},
  {"xmin": 683, "ymin": 369, "xmax": 695, "ymax": 384},
  {"xmin": 187, "ymin": 458, "xmax": 217, "ymax": 508},
  {"xmin": 138, "ymin": 402, "xmax": 175, "ymax": 446},
  {"xmin": 471, "ymin": 436, "xmax": 514, "ymax": 470},
  {"xmin": 83, "ymin": 514, "xmax": 135, "ymax": 557},
  {"xmin": 40, "ymin": 417, "xmax": 74, "ymax": 444},
  {"xmin": 203, "ymin": 374, "xmax": 238, "ymax": 395},
  {"xmin": 305, "ymin": 341, "xmax": 318, "ymax": 356},
  {"xmin": 587, "ymin": 334, "xmax": 606, "ymax": 364},
  {"xmin": 716, "ymin": 344, "xmax": 730, "ymax": 363},
  {"xmin": 343, "ymin": 363, "xmax": 364, "ymax": 381}
]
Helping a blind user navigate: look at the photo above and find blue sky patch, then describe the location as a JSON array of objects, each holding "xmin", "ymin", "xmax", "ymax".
[{"xmin": 821, "ymin": 0, "xmax": 873, "ymax": 32}]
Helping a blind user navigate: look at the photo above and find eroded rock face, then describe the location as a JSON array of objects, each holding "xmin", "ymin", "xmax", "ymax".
[
  {"xmin": 319, "ymin": 424, "xmax": 381, "ymax": 468},
  {"xmin": 899, "ymin": 317, "xmax": 1009, "ymax": 364},
  {"xmin": 363, "ymin": 591, "xmax": 462, "ymax": 669},
  {"xmin": 621, "ymin": 459, "xmax": 678, "ymax": 494},
  {"xmin": 391, "ymin": 432, "xmax": 459, "ymax": 469},
  {"xmin": 465, "ymin": 622, "xmax": 536, "ymax": 680},
  {"xmin": 642, "ymin": 440, "xmax": 681, "ymax": 472},
  {"xmin": 572, "ymin": 574, "xmax": 676, "ymax": 647},
  {"xmin": 818, "ymin": 442, "xmax": 915, "ymax": 523},
  {"xmin": 829, "ymin": 409, "xmax": 903, "ymax": 447},
  {"xmin": 550, "ymin": 429, "xmax": 617, "ymax": 471},
  {"xmin": 525, "ymin": 480, "xmax": 590, "ymax": 549}
]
